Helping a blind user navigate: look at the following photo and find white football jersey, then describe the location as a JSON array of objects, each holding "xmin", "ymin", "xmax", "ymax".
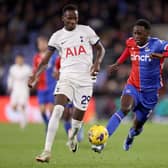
[
  {"xmin": 7, "ymin": 64, "xmax": 32, "ymax": 93},
  {"xmin": 48, "ymin": 24, "xmax": 99, "ymax": 85}
]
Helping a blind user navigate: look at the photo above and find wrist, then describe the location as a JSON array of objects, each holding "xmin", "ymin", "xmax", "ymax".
[{"xmin": 115, "ymin": 62, "xmax": 120, "ymax": 66}]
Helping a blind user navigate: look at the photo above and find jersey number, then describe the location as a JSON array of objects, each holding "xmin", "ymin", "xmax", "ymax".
[{"xmin": 81, "ymin": 95, "xmax": 91, "ymax": 105}]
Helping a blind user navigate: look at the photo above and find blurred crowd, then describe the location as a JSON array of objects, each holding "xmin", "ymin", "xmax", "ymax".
[{"xmin": 1, "ymin": 0, "xmax": 168, "ymax": 120}]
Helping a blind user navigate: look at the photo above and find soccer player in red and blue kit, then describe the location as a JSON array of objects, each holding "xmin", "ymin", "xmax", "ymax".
[
  {"xmin": 33, "ymin": 36, "xmax": 58, "ymax": 131},
  {"xmin": 92, "ymin": 19, "xmax": 168, "ymax": 153}
]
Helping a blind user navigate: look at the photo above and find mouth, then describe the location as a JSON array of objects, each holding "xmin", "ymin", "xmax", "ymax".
[{"xmin": 135, "ymin": 39, "xmax": 141, "ymax": 45}]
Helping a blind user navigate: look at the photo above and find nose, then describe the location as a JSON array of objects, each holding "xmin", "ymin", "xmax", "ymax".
[{"xmin": 69, "ymin": 19, "xmax": 76, "ymax": 24}]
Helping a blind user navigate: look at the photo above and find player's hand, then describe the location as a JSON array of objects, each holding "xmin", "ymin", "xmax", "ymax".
[
  {"xmin": 28, "ymin": 74, "xmax": 38, "ymax": 88},
  {"xmin": 107, "ymin": 62, "xmax": 119, "ymax": 74},
  {"xmin": 90, "ymin": 62, "xmax": 100, "ymax": 76},
  {"xmin": 150, "ymin": 53, "xmax": 164, "ymax": 59}
]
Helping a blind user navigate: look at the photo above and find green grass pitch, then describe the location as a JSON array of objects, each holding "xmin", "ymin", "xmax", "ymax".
[{"xmin": 0, "ymin": 121, "xmax": 168, "ymax": 168}]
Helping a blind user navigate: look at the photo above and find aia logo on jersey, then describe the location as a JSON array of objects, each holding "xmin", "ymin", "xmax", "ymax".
[
  {"xmin": 131, "ymin": 54, "xmax": 152, "ymax": 62},
  {"xmin": 65, "ymin": 45, "xmax": 87, "ymax": 57}
]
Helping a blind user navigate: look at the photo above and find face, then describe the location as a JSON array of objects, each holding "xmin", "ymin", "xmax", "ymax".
[
  {"xmin": 37, "ymin": 37, "xmax": 48, "ymax": 52},
  {"xmin": 133, "ymin": 25, "xmax": 149, "ymax": 46},
  {"xmin": 15, "ymin": 55, "xmax": 24, "ymax": 66},
  {"xmin": 62, "ymin": 10, "xmax": 78, "ymax": 31}
]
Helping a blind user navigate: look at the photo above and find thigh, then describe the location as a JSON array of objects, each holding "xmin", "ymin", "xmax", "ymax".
[
  {"xmin": 122, "ymin": 84, "xmax": 139, "ymax": 108},
  {"xmin": 134, "ymin": 104, "xmax": 152, "ymax": 124},
  {"xmin": 73, "ymin": 85, "xmax": 93, "ymax": 111},
  {"xmin": 37, "ymin": 90, "xmax": 47, "ymax": 104},
  {"xmin": 54, "ymin": 80, "xmax": 73, "ymax": 102},
  {"xmin": 46, "ymin": 90, "xmax": 55, "ymax": 104},
  {"xmin": 11, "ymin": 91, "xmax": 28, "ymax": 106},
  {"xmin": 140, "ymin": 90, "xmax": 158, "ymax": 109}
]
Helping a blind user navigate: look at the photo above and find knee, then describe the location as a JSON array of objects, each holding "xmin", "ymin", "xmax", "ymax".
[
  {"xmin": 121, "ymin": 104, "xmax": 132, "ymax": 114},
  {"xmin": 52, "ymin": 105, "xmax": 64, "ymax": 119}
]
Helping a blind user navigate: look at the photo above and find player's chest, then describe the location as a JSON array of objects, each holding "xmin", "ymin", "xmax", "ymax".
[
  {"xmin": 13, "ymin": 67, "xmax": 29, "ymax": 79},
  {"xmin": 129, "ymin": 46, "xmax": 159, "ymax": 64},
  {"xmin": 59, "ymin": 33, "xmax": 88, "ymax": 48}
]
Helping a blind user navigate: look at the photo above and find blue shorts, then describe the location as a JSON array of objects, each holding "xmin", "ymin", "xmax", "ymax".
[
  {"xmin": 65, "ymin": 102, "xmax": 73, "ymax": 108},
  {"xmin": 122, "ymin": 84, "xmax": 159, "ymax": 122},
  {"xmin": 37, "ymin": 89, "xmax": 55, "ymax": 104}
]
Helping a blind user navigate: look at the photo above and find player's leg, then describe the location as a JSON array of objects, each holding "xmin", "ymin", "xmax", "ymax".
[
  {"xmin": 123, "ymin": 89, "xmax": 158, "ymax": 151},
  {"xmin": 92, "ymin": 84, "xmax": 137, "ymax": 153},
  {"xmin": 92, "ymin": 94, "xmax": 134, "ymax": 153},
  {"xmin": 36, "ymin": 80, "xmax": 74, "ymax": 162},
  {"xmin": 36, "ymin": 94, "xmax": 69, "ymax": 162},
  {"xmin": 106, "ymin": 94, "xmax": 134, "ymax": 136},
  {"xmin": 18, "ymin": 104, "xmax": 27, "ymax": 129},
  {"xmin": 63, "ymin": 103, "xmax": 72, "ymax": 135},
  {"xmin": 68, "ymin": 85, "xmax": 92, "ymax": 152},
  {"xmin": 40, "ymin": 104, "xmax": 49, "ymax": 130},
  {"xmin": 63, "ymin": 103, "xmax": 84, "ymax": 142},
  {"xmin": 123, "ymin": 106, "xmax": 151, "ymax": 151},
  {"xmin": 37, "ymin": 90, "xmax": 49, "ymax": 129},
  {"xmin": 47, "ymin": 89, "xmax": 56, "ymax": 118},
  {"xmin": 68, "ymin": 107, "xmax": 85, "ymax": 152}
]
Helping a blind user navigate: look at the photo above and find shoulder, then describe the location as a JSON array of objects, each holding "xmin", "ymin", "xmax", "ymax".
[
  {"xmin": 126, "ymin": 37, "xmax": 136, "ymax": 47},
  {"xmin": 50, "ymin": 29, "xmax": 64, "ymax": 39},
  {"xmin": 9, "ymin": 65, "xmax": 15, "ymax": 71},
  {"xmin": 77, "ymin": 24, "xmax": 95, "ymax": 32},
  {"xmin": 25, "ymin": 64, "xmax": 31, "ymax": 69},
  {"xmin": 149, "ymin": 37, "xmax": 164, "ymax": 44}
]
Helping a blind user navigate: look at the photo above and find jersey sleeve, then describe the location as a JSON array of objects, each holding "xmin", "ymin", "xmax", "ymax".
[
  {"xmin": 117, "ymin": 47, "xmax": 130, "ymax": 64},
  {"xmin": 48, "ymin": 33, "xmax": 60, "ymax": 50},
  {"xmin": 87, "ymin": 26, "xmax": 100, "ymax": 45},
  {"xmin": 116, "ymin": 39, "xmax": 131, "ymax": 64},
  {"xmin": 158, "ymin": 40, "xmax": 168, "ymax": 52}
]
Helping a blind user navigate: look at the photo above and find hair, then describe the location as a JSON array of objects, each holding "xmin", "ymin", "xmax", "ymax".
[
  {"xmin": 134, "ymin": 19, "xmax": 151, "ymax": 30},
  {"xmin": 62, "ymin": 4, "xmax": 78, "ymax": 14},
  {"xmin": 37, "ymin": 34, "xmax": 48, "ymax": 41},
  {"xmin": 16, "ymin": 52, "xmax": 24, "ymax": 58}
]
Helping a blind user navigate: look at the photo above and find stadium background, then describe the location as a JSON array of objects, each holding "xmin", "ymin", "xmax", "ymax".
[
  {"xmin": 0, "ymin": 0, "xmax": 168, "ymax": 123},
  {"xmin": 0, "ymin": 1, "xmax": 168, "ymax": 168}
]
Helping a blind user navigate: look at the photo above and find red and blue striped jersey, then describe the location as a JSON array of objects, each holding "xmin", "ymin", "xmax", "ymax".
[
  {"xmin": 117, "ymin": 37, "xmax": 168, "ymax": 91},
  {"xmin": 33, "ymin": 53, "xmax": 58, "ymax": 90}
]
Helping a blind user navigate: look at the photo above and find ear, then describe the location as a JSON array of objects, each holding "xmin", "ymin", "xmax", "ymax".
[{"xmin": 146, "ymin": 29, "xmax": 150, "ymax": 36}]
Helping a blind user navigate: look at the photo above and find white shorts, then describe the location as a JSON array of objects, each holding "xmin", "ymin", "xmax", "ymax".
[
  {"xmin": 54, "ymin": 79, "xmax": 93, "ymax": 111},
  {"xmin": 10, "ymin": 91, "xmax": 29, "ymax": 106}
]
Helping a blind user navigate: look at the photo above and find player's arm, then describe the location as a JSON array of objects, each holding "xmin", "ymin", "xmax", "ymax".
[
  {"xmin": 90, "ymin": 41, "xmax": 105, "ymax": 76},
  {"xmin": 28, "ymin": 48, "xmax": 55, "ymax": 88},
  {"xmin": 108, "ymin": 47, "xmax": 130, "ymax": 73},
  {"xmin": 150, "ymin": 52, "xmax": 168, "ymax": 59},
  {"xmin": 150, "ymin": 41, "xmax": 168, "ymax": 59},
  {"xmin": 53, "ymin": 56, "xmax": 61, "ymax": 80}
]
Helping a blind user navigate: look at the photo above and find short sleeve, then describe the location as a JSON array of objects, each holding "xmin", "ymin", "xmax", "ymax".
[
  {"xmin": 158, "ymin": 40, "xmax": 168, "ymax": 52},
  {"xmin": 87, "ymin": 26, "xmax": 100, "ymax": 45},
  {"xmin": 48, "ymin": 33, "xmax": 60, "ymax": 50}
]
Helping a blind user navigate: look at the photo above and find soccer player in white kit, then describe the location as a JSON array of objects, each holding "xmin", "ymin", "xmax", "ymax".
[
  {"xmin": 7, "ymin": 53, "xmax": 32, "ymax": 128},
  {"xmin": 28, "ymin": 4, "xmax": 105, "ymax": 162}
]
